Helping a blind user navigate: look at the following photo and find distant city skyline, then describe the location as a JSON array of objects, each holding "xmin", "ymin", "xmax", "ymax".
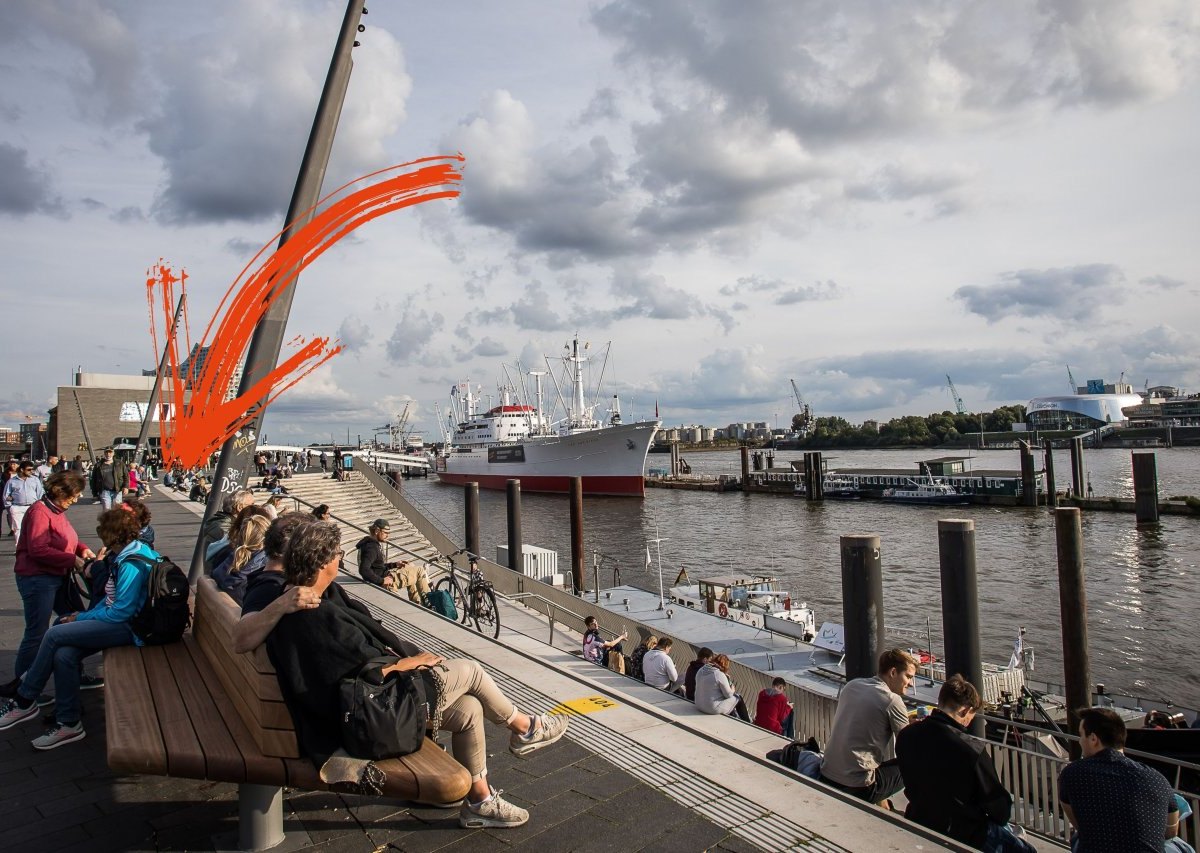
[{"xmin": 2, "ymin": 1, "xmax": 1197, "ymax": 444}]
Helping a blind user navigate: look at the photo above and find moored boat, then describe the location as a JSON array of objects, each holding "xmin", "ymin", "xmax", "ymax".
[
  {"xmin": 434, "ymin": 336, "xmax": 659, "ymax": 496},
  {"xmin": 882, "ymin": 478, "xmax": 969, "ymax": 505}
]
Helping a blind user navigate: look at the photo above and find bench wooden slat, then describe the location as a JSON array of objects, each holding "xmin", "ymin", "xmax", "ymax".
[
  {"xmin": 163, "ymin": 640, "xmax": 247, "ymax": 782},
  {"xmin": 193, "ymin": 616, "xmax": 298, "ymax": 757},
  {"xmin": 191, "ymin": 616, "xmax": 291, "ymax": 726},
  {"xmin": 186, "ymin": 635, "xmax": 289, "ymax": 786},
  {"xmin": 104, "ymin": 648, "xmax": 168, "ymax": 775},
  {"xmin": 193, "ymin": 614, "xmax": 284, "ymax": 701},
  {"xmin": 140, "ymin": 645, "xmax": 206, "ymax": 779}
]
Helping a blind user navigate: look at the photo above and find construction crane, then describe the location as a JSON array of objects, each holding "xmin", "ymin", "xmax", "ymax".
[
  {"xmin": 789, "ymin": 379, "xmax": 813, "ymax": 433},
  {"xmin": 946, "ymin": 375, "xmax": 966, "ymax": 415},
  {"xmin": 1066, "ymin": 364, "xmax": 1077, "ymax": 395}
]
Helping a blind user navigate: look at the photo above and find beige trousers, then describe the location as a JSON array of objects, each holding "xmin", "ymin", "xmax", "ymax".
[
  {"xmin": 388, "ymin": 563, "xmax": 431, "ymax": 603},
  {"xmin": 437, "ymin": 658, "xmax": 518, "ymax": 780}
]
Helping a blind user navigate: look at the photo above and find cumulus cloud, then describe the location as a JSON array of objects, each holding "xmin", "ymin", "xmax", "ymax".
[
  {"xmin": 136, "ymin": 1, "xmax": 410, "ymax": 224},
  {"xmin": 570, "ymin": 269, "xmax": 735, "ymax": 332},
  {"xmin": 720, "ymin": 274, "xmax": 842, "ymax": 306},
  {"xmin": 337, "ymin": 315, "xmax": 373, "ymax": 354},
  {"xmin": 576, "ymin": 87, "xmax": 621, "ymax": 125},
  {"xmin": 1140, "ymin": 274, "xmax": 1186, "ymax": 290},
  {"xmin": 954, "ymin": 264, "xmax": 1126, "ymax": 323},
  {"xmin": 110, "ymin": 205, "xmax": 145, "ymax": 224},
  {"xmin": 473, "ymin": 337, "xmax": 507, "ymax": 357},
  {"xmin": 0, "ymin": 143, "xmax": 64, "ymax": 216}
]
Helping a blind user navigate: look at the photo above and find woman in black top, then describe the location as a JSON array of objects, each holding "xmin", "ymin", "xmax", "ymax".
[{"xmin": 267, "ymin": 521, "xmax": 569, "ymax": 830}]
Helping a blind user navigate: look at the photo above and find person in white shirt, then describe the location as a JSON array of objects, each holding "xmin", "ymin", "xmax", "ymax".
[{"xmin": 642, "ymin": 638, "xmax": 681, "ymax": 691}]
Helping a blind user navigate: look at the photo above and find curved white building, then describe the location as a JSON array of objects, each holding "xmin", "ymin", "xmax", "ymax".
[{"xmin": 1026, "ymin": 393, "xmax": 1145, "ymax": 430}]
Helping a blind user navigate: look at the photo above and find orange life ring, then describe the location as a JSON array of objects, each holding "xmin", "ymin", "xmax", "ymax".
[{"xmin": 718, "ymin": 602, "xmax": 729, "ymax": 617}]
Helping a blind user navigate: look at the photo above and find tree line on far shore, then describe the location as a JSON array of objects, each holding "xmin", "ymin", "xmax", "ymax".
[{"xmin": 788, "ymin": 405, "xmax": 1029, "ymax": 448}]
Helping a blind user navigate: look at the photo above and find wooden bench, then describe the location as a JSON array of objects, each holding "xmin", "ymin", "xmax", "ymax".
[{"xmin": 106, "ymin": 578, "xmax": 471, "ymax": 850}]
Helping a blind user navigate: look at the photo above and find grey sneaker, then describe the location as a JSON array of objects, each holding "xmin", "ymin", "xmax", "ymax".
[
  {"xmin": 509, "ymin": 712, "xmax": 569, "ymax": 756},
  {"xmin": 32, "ymin": 722, "xmax": 85, "ymax": 750},
  {"xmin": 0, "ymin": 699, "xmax": 40, "ymax": 731},
  {"xmin": 459, "ymin": 790, "xmax": 528, "ymax": 829},
  {"xmin": 79, "ymin": 673, "xmax": 104, "ymax": 691}
]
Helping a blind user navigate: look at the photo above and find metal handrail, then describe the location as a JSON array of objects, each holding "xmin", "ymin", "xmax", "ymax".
[{"xmin": 505, "ymin": 591, "xmax": 625, "ymax": 647}]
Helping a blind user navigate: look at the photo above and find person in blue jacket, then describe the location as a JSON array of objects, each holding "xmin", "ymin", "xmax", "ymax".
[{"xmin": 0, "ymin": 508, "xmax": 156, "ymax": 750}]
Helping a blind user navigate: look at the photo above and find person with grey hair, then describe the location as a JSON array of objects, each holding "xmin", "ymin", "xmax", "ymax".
[{"xmin": 268, "ymin": 522, "xmax": 569, "ymax": 829}]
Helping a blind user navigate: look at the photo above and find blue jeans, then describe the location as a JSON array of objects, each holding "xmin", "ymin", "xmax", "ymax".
[
  {"xmin": 985, "ymin": 821, "xmax": 1037, "ymax": 853},
  {"xmin": 15, "ymin": 574, "xmax": 70, "ymax": 678},
  {"xmin": 18, "ymin": 619, "xmax": 135, "ymax": 724},
  {"xmin": 100, "ymin": 489, "xmax": 123, "ymax": 509}
]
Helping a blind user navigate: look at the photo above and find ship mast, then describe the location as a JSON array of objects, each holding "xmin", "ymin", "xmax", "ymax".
[
  {"xmin": 529, "ymin": 370, "xmax": 547, "ymax": 434},
  {"xmin": 569, "ymin": 336, "xmax": 587, "ymax": 428}
]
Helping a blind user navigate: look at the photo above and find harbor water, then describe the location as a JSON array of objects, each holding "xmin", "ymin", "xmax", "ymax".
[{"xmin": 400, "ymin": 447, "xmax": 1200, "ymax": 711}]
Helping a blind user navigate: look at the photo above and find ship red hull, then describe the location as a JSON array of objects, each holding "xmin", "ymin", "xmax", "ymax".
[{"xmin": 435, "ymin": 472, "xmax": 645, "ymax": 497}]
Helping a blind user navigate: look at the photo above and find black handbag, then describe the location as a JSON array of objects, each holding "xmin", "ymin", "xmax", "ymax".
[
  {"xmin": 338, "ymin": 656, "xmax": 431, "ymax": 760},
  {"xmin": 55, "ymin": 571, "xmax": 90, "ymax": 614}
]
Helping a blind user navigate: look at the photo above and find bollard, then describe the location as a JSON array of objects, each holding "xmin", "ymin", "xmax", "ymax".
[
  {"xmin": 938, "ymin": 519, "xmax": 984, "ymax": 736},
  {"xmin": 569, "ymin": 477, "xmax": 585, "ymax": 594},
  {"xmin": 812, "ymin": 452, "xmax": 824, "ymax": 500},
  {"xmin": 1055, "ymin": 507, "xmax": 1091, "ymax": 759},
  {"xmin": 840, "ymin": 534, "xmax": 885, "ymax": 681},
  {"xmin": 1019, "ymin": 442, "xmax": 1037, "ymax": 507},
  {"xmin": 1069, "ymin": 437, "xmax": 1085, "ymax": 499},
  {"xmin": 505, "ymin": 479, "xmax": 523, "ymax": 573},
  {"xmin": 464, "ymin": 483, "xmax": 480, "ymax": 559},
  {"xmin": 740, "ymin": 446, "xmax": 750, "ymax": 485},
  {"xmin": 1132, "ymin": 452, "xmax": 1159, "ymax": 524},
  {"xmin": 1043, "ymin": 439, "xmax": 1057, "ymax": 508}
]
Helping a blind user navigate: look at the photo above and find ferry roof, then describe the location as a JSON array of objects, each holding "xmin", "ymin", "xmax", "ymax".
[{"xmin": 829, "ymin": 467, "xmax": 1023, "ymax": 477}]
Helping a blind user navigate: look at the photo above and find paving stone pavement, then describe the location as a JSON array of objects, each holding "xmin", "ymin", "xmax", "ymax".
[{"xmin": 0, "ymin": 486, "xmax": 764, "ymax": 852}]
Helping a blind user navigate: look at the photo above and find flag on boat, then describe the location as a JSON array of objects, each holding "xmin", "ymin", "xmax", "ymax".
[
  {"xmin": 1007, "ymin": 627, "xmax": 1025, "ymax": 670},
  {"xmin": 645, "ymin": 546, "xmax": 652, "ymax": 569}
]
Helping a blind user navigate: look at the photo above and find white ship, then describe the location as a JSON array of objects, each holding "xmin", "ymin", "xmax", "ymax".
[
  {"xmin": 434, "ymin": 337, "xmax": 659, "ymax": 496},
  {"xmin": 667, "ymin": 572, "xmax": 817, "ymax": 642}
]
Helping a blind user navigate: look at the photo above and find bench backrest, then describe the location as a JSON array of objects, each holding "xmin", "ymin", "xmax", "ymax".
[{"xmin": 193, "ymin": 579, "xmax": 299, "ymax": 758}]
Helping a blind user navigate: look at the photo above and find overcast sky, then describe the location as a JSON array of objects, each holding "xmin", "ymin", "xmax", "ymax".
[{"xmin": 2, "ymin": 0, "xmax": 1197, "ymax": 443}]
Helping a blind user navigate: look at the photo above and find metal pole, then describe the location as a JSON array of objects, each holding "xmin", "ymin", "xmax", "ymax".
[
  {"xmin": 464, "ymin": 482, "xmax": 480, "ymax": 559},
  {"xmin": 1069, "ymin": 437, "xmax": 1085, "ymax": 499},
  {"xmin": 937, "ymin": 519, "xmax": 984, "ymax": 736},
  {"xmin": 1132, "ymin": 452, "xmax": 1159, "ymax": 524},
  {"xmin": 506, "ymin": 479, "xmax": 523, "ymax": 573},
  {"xmin": 1055, "ymin": 507, "xmax": 1090, "ymax": 759},
  {"xmin": 569, "ymin": 476, "xmax": 585, "ymax": 594},
  {"xmin": 136, "ymin": 293, "xmax": 186, "ymax": 465},
  {"xmin": 840, "ymin": 534, "xmax": 884, "ymax": 681},
  {"xmin": 593, "ymin": 551, "xmax": 599, "ymax": 603},
  {"xmin": 189, "ymin": 0, "xmax": 366, "ymax": 583}
]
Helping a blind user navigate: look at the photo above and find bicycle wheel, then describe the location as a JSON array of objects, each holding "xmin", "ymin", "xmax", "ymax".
[
  {"xmin": 471, "ymin": 586, "xmax": 500, "ymax": 639},
  {"xmin": 434, "ymin": 576, "xmax": 469, "ymax": 623}
]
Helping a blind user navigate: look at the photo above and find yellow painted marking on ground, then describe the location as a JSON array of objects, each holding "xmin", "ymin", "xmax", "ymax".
[{"xmin": 549, "ymin": 696, "xmax": 620, "ymax": 716}]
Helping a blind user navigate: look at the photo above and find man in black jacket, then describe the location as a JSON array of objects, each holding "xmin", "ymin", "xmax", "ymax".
[
  {"xmin": 355, "ymin": 518, "xmax": 430, "ymax": 602},
  {"xmin": 896, "ymin": 675, "xmax": 1035, "ymax": 852},
  {"xmin": 89, "ymin": 448, "xmax": 128, "ymax": 508}
]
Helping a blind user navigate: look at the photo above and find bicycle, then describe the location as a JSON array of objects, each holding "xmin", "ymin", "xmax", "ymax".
[{"xmin": 431, "ymin": 549, "xmax": 500, "ymax": 638}]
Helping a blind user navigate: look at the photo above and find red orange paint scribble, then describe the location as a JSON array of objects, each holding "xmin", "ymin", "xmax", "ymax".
[{"xmin": 146, "ymin": 155, "xmax": 465, "ymax": 469}]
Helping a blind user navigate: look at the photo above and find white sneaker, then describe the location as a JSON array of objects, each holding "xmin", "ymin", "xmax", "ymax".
[
  {"xmin": 509, "ymin": 712, "xmax": 569, "ymax": 756},
  {"xmin": 32, "ymin": 722, "xmax": 86, "ymax": 750},
  {"xmin": 459, "ymin": 790, "xmax": 528, "ymax": 829},
  {"xmin": 0, "ymin": 699, "xmax": 39, "ymax": 730}
]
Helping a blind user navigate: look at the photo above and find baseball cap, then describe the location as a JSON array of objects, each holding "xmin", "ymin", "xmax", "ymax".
[{"xmin": 370, "ymin": 518, "xmax": 390, "ymax": 531}]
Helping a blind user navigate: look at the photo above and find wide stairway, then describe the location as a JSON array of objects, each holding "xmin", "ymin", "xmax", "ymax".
[{"xmin": 278, "ymin": 471, "xmax": 441, "ymax": 573}]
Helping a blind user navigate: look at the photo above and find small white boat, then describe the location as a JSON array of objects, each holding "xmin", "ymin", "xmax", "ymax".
[{"xmin": 668, "ymin": 572, "xmax": 816, "ymax": 642}]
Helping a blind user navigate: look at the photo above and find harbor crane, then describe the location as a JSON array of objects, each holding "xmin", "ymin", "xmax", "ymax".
[
  {"xmin": 946, "ymin": 375, "xmax": 966, "ymax": 415},
  {"xmin": 789, "ymin": 379, "xmax": 813, "ymax": 433}
]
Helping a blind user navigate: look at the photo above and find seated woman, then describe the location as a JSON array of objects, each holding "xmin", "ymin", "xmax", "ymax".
[
  {"xmin": 212, "ymin": 508, "xmax": 271, "ymax": 604},
  {"xmin": 267, "ymin": 521, "xmax": 569, "ymax": 829},
  {"xmin": 694, "ymin": 653, "xmax": 750, "ymax": 721},
  {"xmin": 0, "ymin": 509, "xmax": 155, "ymax": 749}
]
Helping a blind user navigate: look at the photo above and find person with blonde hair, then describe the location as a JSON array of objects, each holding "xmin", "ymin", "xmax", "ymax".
[{"xmin": 213, "ymin": 507, "xmax": 272, "ymax": 604}]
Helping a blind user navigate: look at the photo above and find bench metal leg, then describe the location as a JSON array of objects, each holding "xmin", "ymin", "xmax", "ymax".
[{"xmin": 237, "ymin": 783, "xmax": 285, "ymax": 851}]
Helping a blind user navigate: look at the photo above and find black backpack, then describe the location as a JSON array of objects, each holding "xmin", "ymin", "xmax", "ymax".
[{"xmin": 127, "ymin": 554, "xmax": 192, "ymax": 645}]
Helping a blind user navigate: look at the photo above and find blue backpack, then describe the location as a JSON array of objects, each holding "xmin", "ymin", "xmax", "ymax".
[{"xmin": 426, "ymin": 589, "xmax": 457, "ymax": 621}]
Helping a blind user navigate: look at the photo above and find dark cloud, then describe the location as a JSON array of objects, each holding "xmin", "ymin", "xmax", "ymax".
[
  {"xmin": 954, "ymin": 264, "xmax": 1126, "ymax": 323},
  {"xmin": 224, "ymin": 237, "xmax": 261, "ymax": 257},
  {"xmin": 109, "ymin": 205, "xmax": 145, "ymax": 224},
  {"xmin": 571, "ymin": 269, "xmax": 735, "ymax": 333},
  {"xmin": 775, "ymin": 280, "xmax": 842, "ymax": 305},
  {"xmin": 593, "ymin": 1, "xmax": 1200, "ymax": 147},
  {"xmin": 80, "ymin": 197, "xmax": 106, "ymax": 212},
  {"xmin": 472, "ymin": 337, "xmax": 507, "ymax": 357},
  {"xmin": 0, "ymin": 143, "xmax": 64, "ymax": 216},
  {"xmin": 511, "ymin": 281, "xmax": 567, "ymax": 330}
]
